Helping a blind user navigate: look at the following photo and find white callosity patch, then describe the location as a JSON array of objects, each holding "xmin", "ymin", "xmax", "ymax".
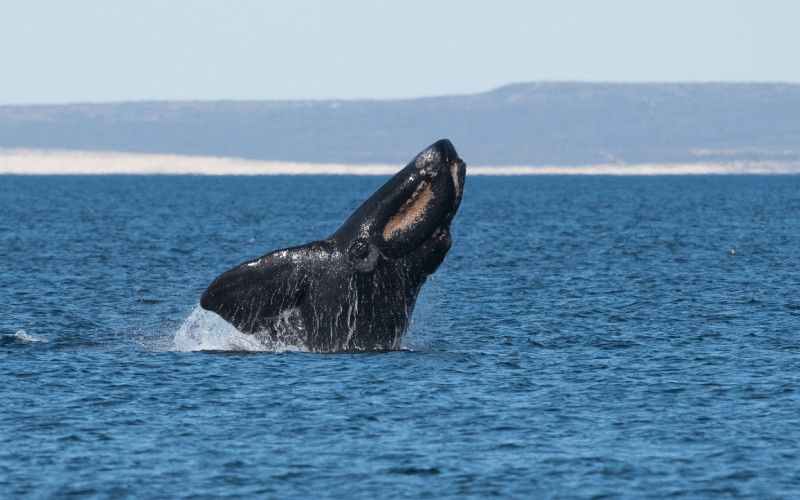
[{"xmin": 451, "ymin": 162, "xmax": 462, "ymax": 196}]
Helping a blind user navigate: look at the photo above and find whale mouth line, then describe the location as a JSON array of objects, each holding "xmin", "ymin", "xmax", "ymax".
[
  {"xmin": 382, "ymin": 181, "xmax": 436, "ymax": 241},
  {"xmin": 381, "ymin": 154, "xmax": 464, "ymax": 248}
]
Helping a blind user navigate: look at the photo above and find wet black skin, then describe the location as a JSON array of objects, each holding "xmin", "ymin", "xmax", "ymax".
[{"xmin": 200, "ymin": 139, "xmax": 466, "ymax": 352}]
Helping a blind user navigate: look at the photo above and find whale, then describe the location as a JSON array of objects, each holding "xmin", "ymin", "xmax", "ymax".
[{"xmin": 200, "ymin": 139, "xmax": 466, "ymax": 352}]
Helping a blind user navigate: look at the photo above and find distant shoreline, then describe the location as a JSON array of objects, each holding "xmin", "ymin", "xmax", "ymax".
[{"xmin": 1, "ymin": 148, "xmax": 799, "ymax": 176}]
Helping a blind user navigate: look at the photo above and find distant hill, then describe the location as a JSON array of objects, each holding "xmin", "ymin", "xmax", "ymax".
[{"xmin": 1, "ymin": 82, "xmax": 799, "ymax": 166}]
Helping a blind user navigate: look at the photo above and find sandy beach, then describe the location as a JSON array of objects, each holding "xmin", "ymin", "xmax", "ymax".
[{"xmin": 1, "ymin": 148, "xmax": 799, "ymax": 175}]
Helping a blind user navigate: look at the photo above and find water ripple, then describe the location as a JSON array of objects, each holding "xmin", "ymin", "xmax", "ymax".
[{"xmin": 2, "ymin": 175, "xmax": 800, "ymax": 497}]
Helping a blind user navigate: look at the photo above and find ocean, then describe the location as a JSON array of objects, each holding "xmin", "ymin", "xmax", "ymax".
[{"xmin": 2, "ymin": 174, "xmax": 799, "ymax": 497}]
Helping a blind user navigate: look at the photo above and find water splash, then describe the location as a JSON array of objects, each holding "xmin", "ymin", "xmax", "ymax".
[
  {"xmin": 1, "ymin": 330, "xmax": 48, "ymax": 344},
  {"xmin": 173, "ymin": 306, "xmax": 266, "ymax": 351},
  {"xmin": 172, "ymin": 306, "xmax": 308, "ymax": 352},
  {"xmin": 402, "ymin": 285, "xmax": 437, "ymax": 351}
]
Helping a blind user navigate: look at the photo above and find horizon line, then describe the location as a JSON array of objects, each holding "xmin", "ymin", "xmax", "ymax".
[{"xmin": 2, "ymin": 80, "xmax": 799, "ymax": 108}]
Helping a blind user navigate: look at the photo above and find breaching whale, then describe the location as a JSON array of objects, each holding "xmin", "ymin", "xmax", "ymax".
[{"xmin": 200, "ymin": 139, "xmax": 466, "ymax": 351}]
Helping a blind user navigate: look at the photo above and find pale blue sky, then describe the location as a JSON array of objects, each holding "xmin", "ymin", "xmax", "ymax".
[{"xmin": 1, "ymin": 0, "xmax": 798, "ymax": 104}]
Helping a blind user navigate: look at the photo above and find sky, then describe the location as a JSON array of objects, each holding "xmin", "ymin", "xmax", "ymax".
[{"xmin": 1, "ymin": 0, "xmax": 798, "ymax": 104}]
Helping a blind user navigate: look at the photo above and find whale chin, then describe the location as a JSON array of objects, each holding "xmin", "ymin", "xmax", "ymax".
[{"xmin": 200, "ymin": 139, "xmax": 466, "ymax": 351}]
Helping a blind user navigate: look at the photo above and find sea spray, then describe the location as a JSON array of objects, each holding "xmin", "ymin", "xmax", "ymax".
[
  {"xmin": 173, "ymin": 305, "xmax": 310, "ymax": 352},
  {"xmin": 173, "ymin": 306, "xmax": 267, "ymax": 352},
  {"xmin": 1, "ymin": 330, "xmax": 48, "ymax": 344}
]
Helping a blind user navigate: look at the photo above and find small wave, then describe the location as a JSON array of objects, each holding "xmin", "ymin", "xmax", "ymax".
[
  {"xmin": 172, "ymin": 306, "xmax": 308, "ymax": 353},
  {"xmin": 387, "ymin": 466, "xmax": 441, "ymax": 476},
  {"xmin": 1, "ymin": 330, "xmax": 48, "ymax": 344}
]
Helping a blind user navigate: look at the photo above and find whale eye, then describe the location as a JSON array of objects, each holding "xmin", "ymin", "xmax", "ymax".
[
  {"xmin": 348, "ymin": 239, "xmax": 370, "ymax": 260},
  {"xmin": 347, "ymin": 238, "xmax": 378, "ymax": 272}
]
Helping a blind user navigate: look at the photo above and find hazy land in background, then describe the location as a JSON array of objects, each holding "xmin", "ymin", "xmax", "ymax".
[{"xmin": 1, "ymin": 82, "xmax": 799, "ymax": 174}]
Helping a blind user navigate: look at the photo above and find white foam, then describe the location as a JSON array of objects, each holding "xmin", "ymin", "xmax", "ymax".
[
  {"xmin": 172, "ymin": 305, "xmax": 311, "ymax": 352},
  {"xmin": 11, "ymin": 330, "xmax": 47, "ymax": 343},
  {"xmin": 172, "ymin": 306, "xmax": 268, "ymax": 352}
]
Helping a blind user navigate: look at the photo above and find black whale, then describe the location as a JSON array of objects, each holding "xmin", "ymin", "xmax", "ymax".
[{"xmin": 200, "ymin": 139, "xmax": 466, "ymax": 351}]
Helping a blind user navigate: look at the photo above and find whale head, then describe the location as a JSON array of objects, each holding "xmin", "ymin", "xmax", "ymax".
[{"xmin": 332, "ymin": 138, "xmax": 466, "ymax": 272}]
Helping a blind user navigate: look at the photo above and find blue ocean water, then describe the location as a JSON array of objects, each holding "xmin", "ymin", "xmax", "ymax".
[{"xmin": 2, "ymin": 174, "xmax": 800, "ymax": 497}]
